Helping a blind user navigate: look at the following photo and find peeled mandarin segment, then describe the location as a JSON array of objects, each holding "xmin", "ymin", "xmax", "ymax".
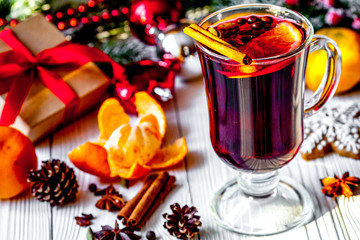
[
  {"xmin": 239, "ymin": 22, "xmax": 303, "ymax": 59},
  {"xmin": 146, "ymin": 137, "xmax": 188, "ymax": 170},
  {"xmin": 105, "ymin": 119, "xmax": 161, "ymax": 177},
  {"xmin": 134, "ymin": 91, "xmax": 167, "ymax": 139},
  {"xmin": 106, "ymin": 124, "xmax": 133, "ymax": 169},
  {"xmin": 136, "ymin": 118, "xmax": 162, "ymax": 165},
  {"xmin": 119, "ymin": 120, "xmax": 161, "ymax": 167},
  {"xmin": 139, "ymin": 114, "xmax": 160, "ymax": 133},
  {"xmin": 98, "ymin": 98, "xmax": 130, "ymax": 140},
  {"xmin": 68, "ymin": 141, "xmax": 112, "ymax": 179},
  {"xmin": 110, "ymin": 162, "xmax": 151, "ymax": 180}
]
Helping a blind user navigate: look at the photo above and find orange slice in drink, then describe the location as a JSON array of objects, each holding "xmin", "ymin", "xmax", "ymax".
[{"xmin": 239, "ymin": 22, "xmax": 303, "ymax": 59}]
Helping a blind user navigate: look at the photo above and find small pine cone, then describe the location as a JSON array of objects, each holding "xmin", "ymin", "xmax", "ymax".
[
  {"xmin": 27, "ymin": 159, "xmax": 78, "ymax": 207},
  {"xmin": 163, "ymin": 203, "xmax": 202, "ymax": 239}
]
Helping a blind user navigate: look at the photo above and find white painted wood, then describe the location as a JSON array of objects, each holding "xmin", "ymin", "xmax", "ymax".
[{"xmin": 1, "ymin": 79, "xmax": 360, "ymax": 240}]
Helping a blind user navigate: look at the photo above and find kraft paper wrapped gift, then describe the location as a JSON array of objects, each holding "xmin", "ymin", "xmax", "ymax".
[{"xmin": 0, "ymin": 14, "xmax": 111, "ymax": 142}]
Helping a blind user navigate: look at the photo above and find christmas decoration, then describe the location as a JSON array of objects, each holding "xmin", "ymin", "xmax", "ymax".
[
  {"xmin": 129, "ymin": 0, "xmax": 182, "ymax": 45},
  {"xmin": 163, "ymin": 203, "xmax": 202, "ymax": 239},
  {"xmin": 159, "ymin": 19, "xmax": 202, "ymax": 81},
  {"xmin": 91, "ymin": 221, "xmax": 141, "ymax": 240},
  {"xmin": 0, "ymin": 14, "xmax": 131, "ymax": 142},
  {"xmin": 27, "ymin": 159, "xmax": 78, "ymax": 207}
]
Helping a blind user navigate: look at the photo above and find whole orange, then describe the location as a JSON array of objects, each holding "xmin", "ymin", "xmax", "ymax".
[
  {"xmin": 305, "ymin": 28, "xmax": 360, "ymax": 94},
  {"xmin": 0, "ymin": 127, "xmax": 37, "ymax": 199}
]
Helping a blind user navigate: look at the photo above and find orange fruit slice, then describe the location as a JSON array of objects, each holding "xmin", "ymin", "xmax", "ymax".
[
  {"xmin": 98, "ymin": 98, "xmax": 130, "ymax": 140},
  {"xmin": 146, "ymin": 137, "xmax": 188, "ymax": 170},
  {"xmin": 239, "ymin": 22, "xmax": 303, "ymax": 59},
  {"xmin": 68, "ymin": 141, "xmax": 112, "ymax": 179},
  {"xmin": 134, "ymin": 91, "xmax": 166, "ymax": 139}
]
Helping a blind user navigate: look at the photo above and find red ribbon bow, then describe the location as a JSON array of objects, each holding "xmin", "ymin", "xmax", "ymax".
[{"xmin": 0, "ymin": 29, "xmax": 132, "ymax": 126}]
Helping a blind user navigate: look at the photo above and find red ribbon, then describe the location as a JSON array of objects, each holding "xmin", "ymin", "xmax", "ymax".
[{"xmin": 0, "ymin": 29, "xmax": 131, "ymax": 126}]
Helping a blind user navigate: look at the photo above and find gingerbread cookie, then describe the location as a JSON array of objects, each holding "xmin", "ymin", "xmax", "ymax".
[{"xmin": 300, "ymin": 104, "xmax": 360, "ymax": 160}]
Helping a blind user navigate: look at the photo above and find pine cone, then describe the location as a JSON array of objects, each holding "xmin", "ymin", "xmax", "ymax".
[
  {"xmin": 27, "ymin": 159, "xmax": 78, "ymax": 207},
  {"xmin": 163, "ymin": 203, "xmax": 202, "ymax": 239}
]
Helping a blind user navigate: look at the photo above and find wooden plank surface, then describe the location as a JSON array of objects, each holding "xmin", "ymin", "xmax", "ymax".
[{"xmin": 0, "ymin": 77, "xmax": 359, "ymax": 239}]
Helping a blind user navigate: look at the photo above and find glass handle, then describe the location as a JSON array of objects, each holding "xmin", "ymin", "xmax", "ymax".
[{"xmin": 304, "ymin": 35, "xmax": 342, "ymax": 118}]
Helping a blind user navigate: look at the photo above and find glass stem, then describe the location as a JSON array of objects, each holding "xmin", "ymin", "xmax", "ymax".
[{"xmin": 237, "ymin": 170, "xmax": 280, "ymax": 197}]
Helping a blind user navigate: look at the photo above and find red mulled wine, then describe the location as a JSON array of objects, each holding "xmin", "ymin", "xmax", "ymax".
[{"xmin": 197, "ymin": 15, "xmax": 308, "ymax": 171}]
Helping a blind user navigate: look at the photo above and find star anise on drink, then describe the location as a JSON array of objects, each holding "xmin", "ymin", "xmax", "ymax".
[
  {"xmin": 320, "ymin": 172, "xmax": 360, "ymax": 198},
  {"xmin": 92, "ymin": 220, "xmax": 141, "ymax": 240},
  {"xmin": 95, "ymin": 185, "xmax": 125, "ymax": 211}
]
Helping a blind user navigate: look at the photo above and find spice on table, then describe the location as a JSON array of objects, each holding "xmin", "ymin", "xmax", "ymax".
[
  {"xmin": 88, "ymin": 183, "xmax": 97, "ymax": 193},
  {"xmin": 95, "ymin": 185, "xmax": 125, "ymax": 211},
  {"xmin": 146, "ymin": 230, "xmax": 156, "ymax": 240},
  {"xmin": 27, "ymin": 159, "xmax": 78, "ymax": 207},
  {"xmin": 163, "ymin": 203, "xmax": 202, "ymax": 240},
  {"xmin": 75, "ymin": 213, "xmax": 94, "ymax": 227},
  {"xmin": 117, "ymin": 171, "xmax": 176, "ymax": 229},
  {"xmin": 87, "ymin": 228, "xmax": 95, "ymax": 240},
  {"xmin": 94, "ymin": 186, "xmax": 110, "ymax": 196},
  {"xmin": 320, "ymin": 171, "xmax": 360, "ymax": 197},
  {"xmin": 92, "ymin": 220, "xmax": 141, "ymax": 240}
]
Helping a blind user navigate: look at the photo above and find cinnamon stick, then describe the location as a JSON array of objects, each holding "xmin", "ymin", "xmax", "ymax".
[
  {"xmin": 137, "ymin": 175, "xmax": 176, "ymax": 228},
  {"xmin": 128, "ymin": 171, "xmax": 170, "ymax": 227},
  {"xmin": 117, "ymin": 174, "xmax": 157, "ymax": 224},
  {"xmin": 183, "ymin": 23, "xmax": 252, "ymax": 65}
]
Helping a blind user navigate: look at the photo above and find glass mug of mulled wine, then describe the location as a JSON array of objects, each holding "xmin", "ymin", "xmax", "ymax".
[{"xmin": 194, "ymin": 4, "xmax": 341, "ymax": 236}]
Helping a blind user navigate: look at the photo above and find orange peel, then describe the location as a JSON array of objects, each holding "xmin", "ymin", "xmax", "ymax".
[
  {"xmin": 68, "ymin": 141, "xmax": 112, "ymax": 179},
  {"xmin": 135, "ymin": 91, "xmax": 167, "ymax": 139},
  {"xmin": 98, "ymin": 97, "xmax": 130, "ymax": 140},
  {"xmin": 109, "ymin": 162, "xmax": 151, "ymax": 180},
  {"xmin": 146, "ymin": 137, "xmax": 188, "ymax": 169}
]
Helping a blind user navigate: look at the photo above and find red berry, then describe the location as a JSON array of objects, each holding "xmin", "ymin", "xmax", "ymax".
[
  {"xmin": 352, "ymin": 18, "xmax": 360, "ymax": 30},
  {"xmin": 325, "ymin": 8, "xmax": 343, "ymax": 26},
  {"xmin": 285, "ymin": 0, "xmax": 299, "ymax": 6}
]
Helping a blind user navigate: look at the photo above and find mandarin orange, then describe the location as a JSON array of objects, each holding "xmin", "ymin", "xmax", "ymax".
[{"xmin": 0, "ymin": 127, "xmax": 37, "ymax": 199}]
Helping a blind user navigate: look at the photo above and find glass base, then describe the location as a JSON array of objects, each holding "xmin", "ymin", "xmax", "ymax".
[{"xmin": 210, "ymin": 176, "xmax": 314, "ymax": 236}]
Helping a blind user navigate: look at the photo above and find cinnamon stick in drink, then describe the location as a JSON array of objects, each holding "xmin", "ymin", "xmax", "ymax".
[
  {"xmin": 183, "ymin": 24, "xmax": 252, "ymax": 65},
  {"xmin": 117, "ymin": 174, "xmax": 157, "ymax": 224},
  {"xmin": 128, "ymin": 171, "xmax": 170, "ymax": 227}
]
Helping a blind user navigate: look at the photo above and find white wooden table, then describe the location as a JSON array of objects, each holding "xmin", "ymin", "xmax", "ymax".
[{"xmin": 1, "ymin": 77, "xmax": 360, "ymax": 240}]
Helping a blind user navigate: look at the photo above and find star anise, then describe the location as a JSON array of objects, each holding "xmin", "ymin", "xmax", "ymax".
[
  {"xmin": 92, "ymin": 220, "xmax": 141, "ymax": 240},
  {"xmin": 95, "ymin": 185, "xmax": 125, "ymax": 211},
  {"xmin": 321, "ymin": 172, "xmax": 360, "ymax": 198}
]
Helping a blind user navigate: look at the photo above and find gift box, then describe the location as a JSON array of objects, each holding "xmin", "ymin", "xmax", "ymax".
[{"xmin": 0, "ymin": 14, "xmax": 121, "ymax": 142}]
